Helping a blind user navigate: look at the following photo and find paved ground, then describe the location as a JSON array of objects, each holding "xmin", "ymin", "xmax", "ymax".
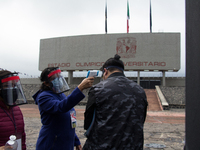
[{"xmin": 19, "ymin": 104, "xmax": 185, "ymax": 150}]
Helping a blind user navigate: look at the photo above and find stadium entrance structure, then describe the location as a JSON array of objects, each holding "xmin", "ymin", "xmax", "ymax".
[{"xmin": 39, "ymin": 33, "xmax": 180, "ymax": 86}]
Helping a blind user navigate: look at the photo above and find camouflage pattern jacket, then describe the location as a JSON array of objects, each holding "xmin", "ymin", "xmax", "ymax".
[{"xmin": 83, "ymin": 72, "xmax": 148, "ymax": 150}]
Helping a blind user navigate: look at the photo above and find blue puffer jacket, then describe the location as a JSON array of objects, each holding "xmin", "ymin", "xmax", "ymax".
[{"xmin": 32, "ymin": 87, "xmax": 85, "ymax": 150}]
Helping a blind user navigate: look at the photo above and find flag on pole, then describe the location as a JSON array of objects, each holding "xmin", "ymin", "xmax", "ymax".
[
  {"xmin": 127, "ymin": 0, "xmax": 130, "ymax": 33},
  {"xmin": 105, "ymin": 1, "xmax": 107, "ymax": 33},
  {"xmin": 150, "ymin": 0, "xmax": 152, "ymax": 33}
]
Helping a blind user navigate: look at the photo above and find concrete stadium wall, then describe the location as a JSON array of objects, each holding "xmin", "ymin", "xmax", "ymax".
[
  {"xmin": 20, "ymin": 77, "xmax": 185, "ymax": 86},
  {"xmin": 20, "ymin": 77, "xmax": 185, "ymax": 104},
  {"xmin": 165, "ymin": 77, "xmax": 185, "ymax": 87},
  {"xmin": 160, "ymin": 86, "xmax": 185, "ymax": 106}
]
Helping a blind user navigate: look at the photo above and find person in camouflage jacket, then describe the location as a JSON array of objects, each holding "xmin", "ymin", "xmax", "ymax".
[{"xmin": 83, "ymin": 54, "xmax": 148, "ymax": 150}]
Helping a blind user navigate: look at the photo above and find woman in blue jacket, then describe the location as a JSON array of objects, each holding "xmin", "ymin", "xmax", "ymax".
[{"xmin": 32, "ymin": 67, "xmax": 94, "ymax": 150}]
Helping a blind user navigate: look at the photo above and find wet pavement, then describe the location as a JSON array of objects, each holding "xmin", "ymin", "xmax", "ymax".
[{"xmin": 19, "ymin": 104, "xmax": 185, "ymax": 150}]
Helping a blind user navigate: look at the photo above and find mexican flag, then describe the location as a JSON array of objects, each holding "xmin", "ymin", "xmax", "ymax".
[{"xmin": 127, "ymin": 0, "xmax": 130, "ymax": 33}]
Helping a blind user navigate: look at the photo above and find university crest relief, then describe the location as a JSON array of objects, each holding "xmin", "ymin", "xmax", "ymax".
[{"xmin": 116, "ymin": 37, "xmax": 137, "ymax": 58}]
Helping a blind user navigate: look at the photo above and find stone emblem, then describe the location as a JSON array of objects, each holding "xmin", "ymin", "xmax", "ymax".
[{"xmin": 116, "ymin": 37, "xmax": 137, "ymax": 58}]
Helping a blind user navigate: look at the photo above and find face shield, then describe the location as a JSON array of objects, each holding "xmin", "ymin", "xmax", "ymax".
[
  {"xmin": 0, "ymin": 74, "xmax": 27, "ymax": 106},
  {"xmin": 48, "ymin": 69, "xmax": 70, "ymax": 94}
]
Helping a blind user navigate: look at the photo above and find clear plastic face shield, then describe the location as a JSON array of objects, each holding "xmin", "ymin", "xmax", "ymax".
[
  {"xmin": 0, "ymin": 74, "xmax": 27, "ymax": 106},
  {"xmin": 48, "ymin": 69, "xmax": 70, "ymax": 94}
]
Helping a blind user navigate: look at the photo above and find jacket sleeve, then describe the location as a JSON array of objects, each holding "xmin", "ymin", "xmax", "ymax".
[
  {"xmin": 38, "ymin": 87, "xmax": 85, "ymax": 114},
  {"xmin": 74, "ymin": 133, "xmax": 81, "ymax": 146},
  {"xmin": 84, "ymin": 87, "xmax": 96, "ymax": 130},
  {"xmin": 143, "ymin": 94, "xmax": 148, "ymax": 123},
  {"xmin": 22, "ymin": 130, "xmax": 26, "ymax": 150}
]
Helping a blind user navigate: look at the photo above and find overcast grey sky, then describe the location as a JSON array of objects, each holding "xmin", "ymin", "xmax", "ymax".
[{"xmin": 0, "ymin": 0, "xmax": 185, "ymax": 77}]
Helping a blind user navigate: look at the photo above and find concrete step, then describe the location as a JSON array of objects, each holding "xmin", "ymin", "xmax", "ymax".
[{"xmin": 144, "ymin": 89, "xmax": 162, "ymax": 111}]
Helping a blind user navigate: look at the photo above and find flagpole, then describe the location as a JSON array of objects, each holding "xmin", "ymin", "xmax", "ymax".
[
  {"xmin": 105, "ymin": 0, "xmax": 107, "ymax": 34},
  {"xmin": 150, "ymin": 0, "xmax": 152, "ymax": 33},
  {"xmin": 127, "ymin": 0, "xmax": 130, "ymax": 33}
]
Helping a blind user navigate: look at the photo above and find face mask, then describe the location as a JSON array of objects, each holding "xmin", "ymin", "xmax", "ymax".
[
  {"xmin": 0, "ymin": 74, "xmax": 27, "ymax": 106},
  {"xmin": 48, "ymin": 69, "xmax": 70, "ymax": 93},
  {"xmin": 1, "ymin": 88, "xmax": 18, "ymax": 106},
  {"xmin": 51, "ymin": 77, "xmax": 64, "ymax": 93}
]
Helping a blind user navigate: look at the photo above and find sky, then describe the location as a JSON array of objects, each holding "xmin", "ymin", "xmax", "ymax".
[{"xmin": 0, "ymin": 0, "xmax": 185, "ymax": 78}]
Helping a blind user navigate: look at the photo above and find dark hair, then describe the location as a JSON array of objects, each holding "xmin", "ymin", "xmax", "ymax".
[
  {"xmin": 101, "ymin": 54, "xmax": 124, "ymax": 72},
  {"xmin": 0, "ymin": 70, "xmax": 12, "ymax": 84},
  {"xmin": 40, "ymin": 67, "xmax": 58, "ymax": 91}
]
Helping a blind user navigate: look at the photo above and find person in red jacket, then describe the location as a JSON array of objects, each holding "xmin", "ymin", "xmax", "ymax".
[{"xmin": 0, "ymin": 70, "xmax": 27, "ymax": 150}]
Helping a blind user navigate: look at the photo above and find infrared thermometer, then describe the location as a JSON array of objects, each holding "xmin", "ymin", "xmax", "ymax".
[{"xmin": 86, "ymin": 70, "xmax": 99, "ymax": 78}]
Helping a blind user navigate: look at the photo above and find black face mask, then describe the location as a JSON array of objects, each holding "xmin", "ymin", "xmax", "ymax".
[{"xmin": 1, "ymin": 88, "xmax": 18, "ymax": 106}]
